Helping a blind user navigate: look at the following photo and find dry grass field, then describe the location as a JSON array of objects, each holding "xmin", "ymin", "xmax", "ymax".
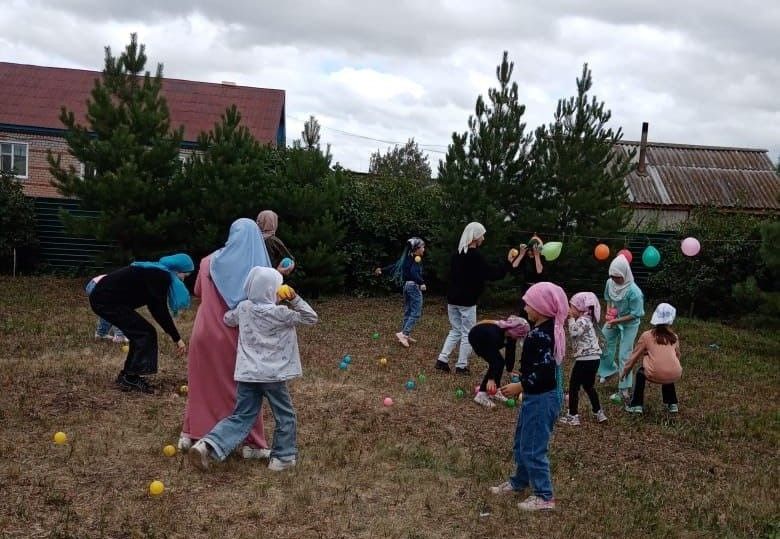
[{"xmin": 1, "ymin": 276, "xmax": 778, "ymax": 538}]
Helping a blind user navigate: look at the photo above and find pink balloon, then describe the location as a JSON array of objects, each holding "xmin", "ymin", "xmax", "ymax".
[
  {"xmin": 617, "ymin": 249, "xmax": 633, "ymax": 263},
  {"xmin": 681, "ymin": 237, "xmax": 701, "ymax": 257},
  {"xmin": 383, "ymin": 397, "xmax": 393, "ymax": 407}
]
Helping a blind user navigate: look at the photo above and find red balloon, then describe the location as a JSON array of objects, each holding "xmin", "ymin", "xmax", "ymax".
[
  {"xmin": 617, "ymin": 249, "xmax": 633, "ymax": 263},
  {"xmin": 594, "ymin": 244, "xmax": 610, "ymax": 261}
]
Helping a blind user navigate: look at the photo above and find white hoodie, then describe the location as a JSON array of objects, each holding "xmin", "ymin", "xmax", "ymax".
[{"xmin": 223, "ymin": 267, "xmax": 318, "ymax": 383}]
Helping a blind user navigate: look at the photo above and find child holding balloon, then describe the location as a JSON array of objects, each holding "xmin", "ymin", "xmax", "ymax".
[
  {"xmin": 597, "ymin": 255, "xmax": 645, "ymax": 403},
  {"xmin": 374, "ymin": 237, "xmax": 426, "ymax": 348}
]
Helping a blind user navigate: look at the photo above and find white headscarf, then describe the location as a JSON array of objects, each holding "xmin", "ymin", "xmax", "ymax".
[
  {"xmin": 458, "ymin": 222, "xmax": 486, "ymax": 254},
  {"xmin": 606, "ymin": 255, "xmax": 634, "ymax": 302},
  {"xmin": 243, "ymin": 266, "xmax": 283, "ymax": 306}
]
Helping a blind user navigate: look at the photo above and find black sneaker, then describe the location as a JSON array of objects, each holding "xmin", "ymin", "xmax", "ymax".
[
  {"xmin": 455, "ymin": 367, "xmax": 471, "ymax": 375},
  {"xmin": 434, "ymin": 360, "xmax": 451, "ymax": 373},
  {"xmin": 116, "ymin": 373, "xmax": 154, "ymax": 394}
]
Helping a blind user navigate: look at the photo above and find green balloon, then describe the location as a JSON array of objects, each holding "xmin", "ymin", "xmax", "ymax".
[
  {"xmin": 540, "ymin": 241, "xmax": 563, "ymax": 261},
  {"xmin": 371, "ymin": 332, "xmax": 380, "ymax": 339},
  {"xmin": 455, "ymin": 389, "xmax": 465, "ymax": 398},
  {"xmin": 418, "ymin": 374, "xmax": 426, "ymax": 383},
  {"xmin": 506, "ymin": 398, "xmax": 516, "ymax": 408},
  {"xmin": 642, "ymin": 245, "xmax": 661, "ymax": 268}
]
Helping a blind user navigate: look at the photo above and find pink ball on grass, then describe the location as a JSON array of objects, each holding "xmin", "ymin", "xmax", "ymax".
[{"xmin": 383, "ymin": 397, "xmax": 393, "ymax": 407}]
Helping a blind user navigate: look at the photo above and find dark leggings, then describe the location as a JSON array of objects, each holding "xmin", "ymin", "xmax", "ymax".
[
  {"xmin": 568, "ymin": 360, "xmax": 601, "ymax": 415},
  {"xmin": 469, "ymin": 325, "xmax": 507, "ymax": 392},
  {"xmin": 630, "ymin": 366, "xmax": 678, "ymax": 407},
  {"xmin": 90, "ymin": 300, "xmax": 159, "ymax": 376}
]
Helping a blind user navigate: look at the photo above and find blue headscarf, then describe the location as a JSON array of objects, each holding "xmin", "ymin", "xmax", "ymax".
[
  {"xmin": 131, "ymin": 253, "xmax": 194, "ymax": 316},
  {"xmin": 210, "ymin": 218, "xmax": 272, "ymax": 309}
]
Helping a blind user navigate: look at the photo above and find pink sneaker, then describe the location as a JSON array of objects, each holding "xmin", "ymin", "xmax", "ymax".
[{"xmin": 518, "ymin": 495, "xmax": 556, "ymax": 511}]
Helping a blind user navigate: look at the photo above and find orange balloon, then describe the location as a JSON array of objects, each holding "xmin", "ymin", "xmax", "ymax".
[{"xmin": 594, "ymin": 244, "xmax": 610, "ymax": 261}]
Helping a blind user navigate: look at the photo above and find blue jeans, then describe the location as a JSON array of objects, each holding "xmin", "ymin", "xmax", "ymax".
[
  {"xmin": 401, "ymin": 282, "xmax": 423, "ymax": 335},
  {"xmin": 85, "ymin": 280, "xmax": 124, "ymax": 338},
  {"xmin": 204, "ymin": 381, "xmax": 297, "ymax": 461},
  {"xmin": 508, "ymin": 390, "xmax": 559, "ymax": 500}
]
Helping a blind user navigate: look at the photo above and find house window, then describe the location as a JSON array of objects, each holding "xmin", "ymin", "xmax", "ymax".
[
  {"xmin": 79, "ymin": 162, "xmax": 96, "ymax": 180},
  {"xmin": 0, "ymin": 142, "xmax": 28, "ymax": 177}
]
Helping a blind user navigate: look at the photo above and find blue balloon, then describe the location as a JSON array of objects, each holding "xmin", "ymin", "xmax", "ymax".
[
  {"xmin": 511, "ymin": 375, "xmax": 520, "ymax": 383},
  {"xmin": 642, "ymin": 245, "xmax": 661, "ymax": 268},
  {"xmin": 339, "ymin": 361, "xmax": 348, "ymax": 370},
  {"xmin": 405, "ymin": 380, "xmax": 416, "ymax": 390},
  {"xmin": 280, "ymin": 257, "xmax": 293, "ymax": 268},
  {"xmin": 343, "ymin": 355, "xmax": 352, "ymax": 364}
]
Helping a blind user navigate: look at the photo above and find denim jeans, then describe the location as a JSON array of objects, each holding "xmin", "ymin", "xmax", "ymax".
[
  {"xmin": 598, "ymin": 322, "xmax": 639, "ymax": 390},
  {"xmin": 508, "ymin": 390, "xmax": 559, "ymax": 500},
  {"xmin": 401, "ymin": 282, "xmax": 423, "ymax": 335},
  {"xmin": 204, "ymin": 381, "xmax": 297, "ymax": 462},
  {"xmin": 85, "ymin": 280, "xmax": 124, "ymax": 338},
  {"xmin": 438, "ymin": 304, "xmax": 477, "ymax": 368}
]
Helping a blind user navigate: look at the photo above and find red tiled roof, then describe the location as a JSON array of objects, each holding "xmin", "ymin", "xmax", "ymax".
[
  {"xmin": 617, "ymin": 141, "xmax": 780, "ymax": 210},
  {"xmin": 0, "ymin": 62, "xmax": 285, "ymax": 144}
]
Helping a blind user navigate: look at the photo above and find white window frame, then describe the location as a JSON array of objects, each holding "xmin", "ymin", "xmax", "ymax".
[{"xmin": 0, "ymin": 141, "xmax": 29, "ymax": 179}]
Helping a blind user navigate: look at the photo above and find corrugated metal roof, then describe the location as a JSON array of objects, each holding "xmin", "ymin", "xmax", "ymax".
[
  {"xmin": 0, "ymin": 62, "xmax": 285, "ymax": 144},
  {"xmin": 617, "ymin": 141, "xmax": 779, "ymax": 210}
]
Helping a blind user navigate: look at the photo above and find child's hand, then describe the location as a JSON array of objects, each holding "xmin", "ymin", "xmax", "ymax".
[
  {"xmin": 420, "ymin": 284, "xmax": 427, "ymax": 292},
  {"xmin": 176, "ymin": 339, "xmax": 187, "ymax": 357},
  {"xmin": 568, "ymin": 305, "xmax": 578, "ymax": 319},
  {"xmin": 277, "ymin": 260, "xmax": 295, "ymax": 276},
  {"xmin": 373, "ymin": 267, "xmax": 382, "ymax": 276},
  {"xmin": 486, "ymin": 379, "xmax": 497, "ymax": 395},
  {"xmin": 499, "ymin": 382, "xmax": 523, "ymax": 398}
]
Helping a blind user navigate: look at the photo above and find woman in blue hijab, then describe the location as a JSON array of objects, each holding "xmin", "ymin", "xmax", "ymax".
[
  {"xmin": 89, "ymin": 253, "xmax": 194, "ymax": 394},
  {"xmin": 179, "ymin": 218, "xmax": 273, "ymax": 454}
]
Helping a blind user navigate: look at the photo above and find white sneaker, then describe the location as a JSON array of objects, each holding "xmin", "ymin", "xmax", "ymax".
[
  {"xmin": 491, "ymin": 389, "xmax": 509, "ymax": 403},
  {"xmin": 518, "ymin": 495, "xmax": 556, "ymax": 511},
  {"xmin": 395, "ymin": 332, "xmax": 410, "ymax": 348},
  {"xmin": 488, "ymin": 481, "xmax": 516, "ymax": 495},
  {"xmin": 558, "ymin": 413, "xmax": 580, "ymax": 426},
  {"xmin": 112, "ymin": 335, "xmax": 129, "ymax": 344},
  {"xmin": 474, "ymin": 392, "xmax": 496, "ymax": 408},
  {"xmin": 268, "ymin": 457, "xmax": 296, "ymax": 471},
  {"xmin": 241, "ymin": 445, "xmax": 271, "ymax": 460},
  {"xmin": 94, "ymin": 333, "xmax": 113, "ymax": 340},
  {"xmin": 598, "ymin": 376, "xmax": 607, "ymax": 384},
  {"xmin": 594, "ymin": 409, "xmax": 608, "ymax": 423},
  {"xmin": 188, "ymin": 440, "xmax": 212, "ymax": 471},
  {"xmin": 177, "ymin": 434, "xmax": 192, "ymax": 451}
]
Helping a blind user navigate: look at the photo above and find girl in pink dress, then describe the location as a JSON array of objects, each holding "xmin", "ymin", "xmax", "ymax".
[{"xmin": 179, "ymin": 218, "xmax": 272, "ymax": 458}]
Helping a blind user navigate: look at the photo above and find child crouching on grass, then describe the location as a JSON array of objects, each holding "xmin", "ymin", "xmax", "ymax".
[
  {"xmin": 189, "ymin": 266, "xmax": 318, "ymax": 472},
  {"xmin": 490, "ymin": 282, "xmax": 568, "ymax": 511},
  {"xmin": 468, "ymin": 316, "xmax": 530, "ymax": 408},
  {"xmin": 622, "ymin": 303, "xmax": 682, "ymax": 414}
]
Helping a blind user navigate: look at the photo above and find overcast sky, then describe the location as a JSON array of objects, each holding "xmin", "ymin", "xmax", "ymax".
[{"xmin": 2, "ymin": 0, "xmax": 778, "ymax": 171}]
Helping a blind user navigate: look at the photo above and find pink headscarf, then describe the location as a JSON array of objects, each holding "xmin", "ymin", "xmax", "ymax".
[
  {"xmin": 496, "ymin": 316, "xmax": 531, "ymax": 340},
  {"xmin": 522, "ymin": 282, "xmax": 569, "ymax": 364},
  {"xmin": 570, "ymin": 292, "xmax": 601, "ymax": 324},
  {"xmin": 256, "ymin": 210, "xmax": 278, "ymax": 239}
]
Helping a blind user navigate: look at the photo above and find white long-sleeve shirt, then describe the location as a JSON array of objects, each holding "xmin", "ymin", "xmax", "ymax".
[
  {"xmin": 224, "ymin": 296, "xmax": 318, "ymax": 383},
  {"xmin": 567, "ymin": 315, "xmax": 602, "ymax": 361}
]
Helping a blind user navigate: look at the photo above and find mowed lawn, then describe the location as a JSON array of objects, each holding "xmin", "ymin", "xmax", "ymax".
[{"xmin": 0, "ymin": 276, "xmax": 778, "ymax": 539}]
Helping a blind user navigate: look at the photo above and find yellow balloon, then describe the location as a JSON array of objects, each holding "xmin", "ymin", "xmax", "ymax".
[
  {"xmin": 121, "ymin": 345, "xmax": 129, "ymax": 353},
  {"xmin": 379, "ymin": 357, "xmax": 388, "ymax": 366},
  {"xmin": 179, "ymin": 385, "xmax": 188, "ymax": 396},
  {"xmin": 53, "ymin": 431, "xmax": 67, "ymax": 445},
  {"xmin": 163, "ymin": 445, "xmax": 176, "ymax": 457},
  {"xmin": 149, "ymin": 480, "xmax": 165, "ymax": 496},
  {"xmin": 414, "ymin": 256, "xmax": 422, "ymax": 263},
  {"xmin": 509, "ymin": 248, "xmax": 519, "ymax": 259}
]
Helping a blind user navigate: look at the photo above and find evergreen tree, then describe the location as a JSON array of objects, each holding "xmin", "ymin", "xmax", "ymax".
[
  {"xmin": 528, "ymin": 63, "xmax": 634, "ymax": 235},
  {"xmin": 0, "ymin": 172, "xmax": 37, "ymax": 271},
  {"xmin": 302, "ymin": 115, "xmax": 321, "ymax": 149},
  {"xmin": 369, "ymin": 139, "xmax": 432, "ymax": 183},
  {"xmin": 176, "ymin": 105, "xmax": 280, "ymax": 260},
  {"xmin": 265, "ymin": 144, "xmax": 347, "ymax": 296},
  {"xmin": 433, "ymin": 51, "xmax": 532, "ymax": 282},
  {"xmin": 48, "ymin": 33, "xmax": 184, "ymax": 258}
]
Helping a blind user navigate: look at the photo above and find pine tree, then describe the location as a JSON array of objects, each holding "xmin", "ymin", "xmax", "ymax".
[
  {"xmin": 265, "ymin": 144, "xmax": 347, "ymax": 296},
  {"xmin": 0, "ymin": 172, "xmax": 37, "ymax": 271},
  {"xmin": 302, "ymin": 115, "xmax": 321, "ymax": 149},
  {"xmin": 176, "ymin": 105, "xmax": 280, "ymax": 259},
  {"xmin": 369, "ymin": 139, "xmax": 432, "ymax": 183},
  {"xmin": 528, "ymin": 63, "xmax": 634, "ymax": 235},
  {"xmin": 433, "ymin": 51, "xmax": 532, "ymax": 280},
  {"xmin": 48, "ymin": 33, "xmax": 184, "ymax": 258}
]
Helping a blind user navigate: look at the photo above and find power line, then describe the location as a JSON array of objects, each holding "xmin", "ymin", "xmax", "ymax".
[{"xmin": 287, "ymin": 115, "xmax": 449, "ymax": 153}]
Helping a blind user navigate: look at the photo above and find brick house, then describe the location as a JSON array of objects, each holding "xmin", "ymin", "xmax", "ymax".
[{"xmin": 0, "ymin": 61, "xmax": 285, "ymax": 269}]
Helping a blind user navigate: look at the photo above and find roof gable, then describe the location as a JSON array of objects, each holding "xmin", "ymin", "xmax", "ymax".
[
  {"xmin": 0, "ymin": 62, "xmax": 285, "ymax": 144},
  {"xmin": 617, "ymin": 141, "xmax": 779, "ymax": 210}
]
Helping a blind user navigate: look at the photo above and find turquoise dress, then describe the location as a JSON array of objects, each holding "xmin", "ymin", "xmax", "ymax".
[{"xmin": 597, "ymin": 282, "xmax": 644, "ymax": 390}]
